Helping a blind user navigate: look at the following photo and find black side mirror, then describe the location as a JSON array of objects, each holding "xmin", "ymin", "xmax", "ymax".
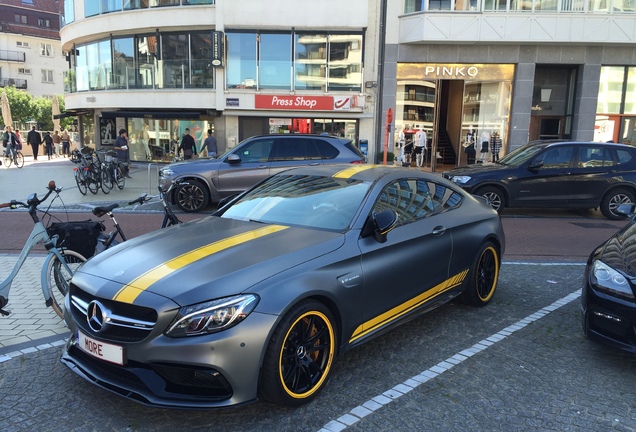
[
  {"xmin": 528, "ymin": 160, "xmax": 544, "ymax": 170},
  {"xmin": 362, "ymin": 209, "xmax": 398, "ymax": 243}
]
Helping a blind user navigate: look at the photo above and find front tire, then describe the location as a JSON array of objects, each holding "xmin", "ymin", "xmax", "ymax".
[
  {"xmin": 46, "ymin": 249, "xmax": 87, "ymax": 318},
  {"xmin": 259, "ymin": 300, "xmax": 336, "ymax": 407},
  {"xmin": 15, "ymin": 151, "xmax": 24, "ymax": 168},
  {"xmin": 101, "ymin": 163, "xmax": 113, "ymax": 193},
  {"xmin": 600, "ymin": 188, "xmax": 634, "ymax": 220},
  {"xmin": 175, "ymin": 179, "xmax": 209, "ymax": 212},
  {"xmin": 115, "ymin": 165, "xmax": 125, "ymax": 190},
  {"xmin": 460, "ymin": 242, "xmax": 500, "ymax": 306},
  {"xmin": 475, "ymin": 186, "xmax": 504, "ymax": 213}
]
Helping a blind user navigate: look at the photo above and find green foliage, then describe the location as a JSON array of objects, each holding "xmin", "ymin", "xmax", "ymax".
[
  {"xmin": 0, "ymin": 87, "xmax": 72, "ymax": 131},
  {"xmin": 376, "ymin": 151, "xmax": 395, "ymax": 163}
]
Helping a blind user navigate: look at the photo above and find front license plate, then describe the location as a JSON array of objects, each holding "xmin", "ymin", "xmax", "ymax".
[{"xmin": 77, "ymin": 330, "xmax": 124, "ymax": 365}]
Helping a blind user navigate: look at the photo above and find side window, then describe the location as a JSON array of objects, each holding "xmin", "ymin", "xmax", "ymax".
[
  {"xmin": 616, "ymin": 149, "xmax": 633, "ymax": 165},
  {"xmin": 578, "ymin": 146, "xmax": 615, "ymax": 168},
  {"xmin": 536, "ymin": 147, "xmax": 573, "ymax": 169},
  {"xmin": 373, "ymin": 179, "xmax": 461, "ymax": 227},
  {"xmin": 272, "ymin": 138, "xmax": 320, "ymax": 161},
  {"xmin": 315, "ymin": 139, "xmax": 340, "ymax": 160},
  {"xmin": 235, "ymin": 138, "xmax": 274, "ymax": 162}
]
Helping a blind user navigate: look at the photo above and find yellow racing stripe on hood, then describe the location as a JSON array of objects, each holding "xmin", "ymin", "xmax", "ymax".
[
  {"xmin": 112, "ymin": 225, "xmax": 289, "ymax": 304},
  {"xmin": 333, "ymin": 164, "xmax": 376, "ymax": 179}
]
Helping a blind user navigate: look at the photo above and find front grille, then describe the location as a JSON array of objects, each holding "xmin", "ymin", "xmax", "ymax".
[{"xmin": 70, "ymin": 284, "xmax": 158, "ymax": 343}]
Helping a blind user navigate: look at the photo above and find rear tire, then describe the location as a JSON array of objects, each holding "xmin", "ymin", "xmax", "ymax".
[
  {"xmin": 87, "ymin": 167, "xmax": 100, "ymax": 194},
  {"xmin": 3, "ymin": 152, "xmax": 12, "ymax": 167},
  {"xmin": 175, "ymin": 179, "xmax": 209, "ymax": 212},
  {"xmin": 600, "ymin": 188, "xmax": 634, "ymax": 220},
  {"xmin": 74, "ymin": 170, "xmax": 88, "ymax": 195},
  {"xmin": 46, "ymin": 249, "xmax": 87, "ymax": 318},
  {"xmin": 460, "ymin": 242, "xmax": 500, "ymax": 306},
  {"xmin": 115, "ymin": 165, "xmax": 125, "ymax": 189},
  {"xmin": 101, "ymin": 163, "xmax": 113, "ymax": 193},
  {"xmin": 259, "ymin": 300, "xmax": 336, "ymax": 407}
]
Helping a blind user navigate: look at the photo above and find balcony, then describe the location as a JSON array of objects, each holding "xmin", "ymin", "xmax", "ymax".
[
  {"xmin": 0, "ymin": 78, "xmax": 28, "ymax": 89},
  {"xmin": 0, "ymin": 50, "xmax": 26, "ymax": 63}
]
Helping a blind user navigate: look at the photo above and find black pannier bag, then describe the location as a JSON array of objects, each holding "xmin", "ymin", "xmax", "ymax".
[{"xmin": 47, "ymin": 220, "xmax": 105, "ymax": 259}]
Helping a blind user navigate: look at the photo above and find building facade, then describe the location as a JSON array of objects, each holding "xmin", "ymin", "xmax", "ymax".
[
  {"xmin": 383, "ymin": 0, "xmax": 636, "ymax": 169},
  {"xmin": 0, "ymin": 0, "xmax": 66, "ymax": 100},
  {"xmin": 59, "ymin": 0, "xmax": 381, "ymax": 163}
]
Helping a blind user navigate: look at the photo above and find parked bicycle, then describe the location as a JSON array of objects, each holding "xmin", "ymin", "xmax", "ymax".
[
  {"xmin": 98, "ymin": 150, "xmax": 125, "ymax": 194},
  {"xmin": 92, "ymin": 179, "xmax": 184, "ymax": 253},
  {"xmin": 72, "ymin": 147, "xmax": 101, "ymax": 195},
  {"xmin": 3, "ymin": 144, "xmax": 24, "ymax": 168},
  {"xmin": 0, "ymin": 181, "xmax": 102, "ymax": 318}
]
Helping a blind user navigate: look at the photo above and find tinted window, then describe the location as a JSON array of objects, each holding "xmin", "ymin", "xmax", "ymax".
[
  {"xmin": 271, "ymin": 138, "xmax": 320, "ymax": 161},
  {"xmin": 315, "ymin": 139, "xmax": 340, "ymax": 159},
  {"xmin": 535, "ymin": 147, "xmax": 573, "ymax": 169},
  {"xmin": 617, "ymin": 149, "xmax": 633, "ymax": 164},
  {"xmin": 234, "ymin": 138, "xmax": 275, "ymax": 162},
  {"xmin": 373, "ymin": 179, "xmax": 461, "ymax": 226},
  {"xmin": 578, "ymin": 146, "xmax": 614, "ymax": 168}
]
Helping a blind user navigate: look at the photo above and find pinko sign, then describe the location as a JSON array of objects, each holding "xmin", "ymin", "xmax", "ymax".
[{"xmin": 255, "ymin": 95, "xmax": 355, "ymax": 111}]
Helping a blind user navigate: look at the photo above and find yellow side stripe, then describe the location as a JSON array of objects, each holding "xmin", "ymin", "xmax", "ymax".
[
  {"xmin": 349, "ymin": 269, "xmax": 469, "ymax": 344},
  {"xmin": 112, "ymin": 225, "xmax": 289, "ymax": 304},
  {"xmin": 333, "ymin": 164, "xmax": 377, "ymax": 179}
]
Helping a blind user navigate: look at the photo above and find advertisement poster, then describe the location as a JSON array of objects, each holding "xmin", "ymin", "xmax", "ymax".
[{"xmin": 100, "ymin": 118, "xmax": 116, "ymax": 146}]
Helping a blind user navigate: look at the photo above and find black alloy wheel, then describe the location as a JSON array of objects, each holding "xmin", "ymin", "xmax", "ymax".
[
  {"xmin": 460, "ymin": 241, "xmax": 500, "ymax": 306},
  {"xmin": 476, "ymin": 186, "xmax": 504, "ymax": 213},
  {"xmin": 175, "ymin": 179, "xmax": 209, "ymax": 212}
]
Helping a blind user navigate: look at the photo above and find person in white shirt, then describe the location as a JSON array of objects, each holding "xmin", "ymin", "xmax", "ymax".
[{"xmin": 414, "ymin": 127, "xmax": 427, "ymax": 167}]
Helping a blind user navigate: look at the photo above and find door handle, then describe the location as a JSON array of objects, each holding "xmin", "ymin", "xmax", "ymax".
[{"xmin": 432, "ymin": 226, "xmax": 446, "ymax": 236}]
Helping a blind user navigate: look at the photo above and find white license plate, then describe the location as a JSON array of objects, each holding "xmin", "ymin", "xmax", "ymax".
[{"xmin": 77, "ymin": 330, "xmax": 124, "ymax": 365}]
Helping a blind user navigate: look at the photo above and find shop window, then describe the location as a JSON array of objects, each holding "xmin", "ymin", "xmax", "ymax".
[
  {"xmin": 226, "ymin": 32, "xmax": 257, "ymax": 89},
  {"xmin": 259, "ymin": 33, "xmax": 292, "ymax": 90}
]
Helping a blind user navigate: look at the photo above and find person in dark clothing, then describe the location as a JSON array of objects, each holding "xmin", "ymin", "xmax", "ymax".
[
  {"xmin": 27, "ymin": 126, "xmax": 42, "ymax": 161},
  {"xmin": 203, "ymin": 129, "xmax": 217, "ymax": 157},
  {"xmin": 114, "ymin": 128, "xmax": 132, "ymax": 178},
  {"xmin": 42, "ymin": 131, "xmax": 54, "ymax": 159},
  {"xmin": 178, "ymin": 128, "xmax": 198, "ymax": 160}
]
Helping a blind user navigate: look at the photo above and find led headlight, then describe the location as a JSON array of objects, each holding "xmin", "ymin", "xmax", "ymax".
[
  {"xmin": 166, "ymin": 294, "xmax": 259, "ymax": 337},
  {"xmin": 590, "ymin": 260, "xmax": 635, "ymax": 300},
  {"xmin": 450, "ymin": 175, "xmax": 471, "ymax": 185},
  {"xmin": 159, "ymin": 168, "xmax": 175, "ymax": 179}
]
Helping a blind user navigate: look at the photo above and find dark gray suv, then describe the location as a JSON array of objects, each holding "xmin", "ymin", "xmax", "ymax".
[{"xmin": 159, "ymin": 134, "xmax": 366, "ymax": 212}]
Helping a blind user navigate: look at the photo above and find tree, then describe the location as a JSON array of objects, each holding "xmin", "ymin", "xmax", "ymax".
[
  {"xmin": 0, "ymin": 87, "xmax": 73, "ymax": 131},
  {"xmin": 0, "ymin": 86, "xmax": 32, "ymax": 126}
]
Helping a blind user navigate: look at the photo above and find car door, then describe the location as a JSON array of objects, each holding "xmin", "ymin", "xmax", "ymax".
[
  {"xmin": 564, "ymin": 145, "xmax": 621, "ymax": 207},
  {"xmin": 217, "ymin": 137, "xmax": 274, "ymax": 195},
  {"xmin": 510, "ymin": 146, "xmax": 575, "ymax": 207},
  {"xmin": 269, "ymin": 137, "xmax": 323, "ymax": 176},
  {"xmin": 355, "ymin": 178, "xmax": 458, "ymax": 342}
]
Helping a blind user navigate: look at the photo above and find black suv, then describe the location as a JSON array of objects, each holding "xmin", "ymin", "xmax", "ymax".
[
  {"xmin": 159, "ymin": 134, "xmax": 366, "ymax": 212},
  {"xmin": 443, "ymin": 140, "xmax": 636, "ymax": 220}
]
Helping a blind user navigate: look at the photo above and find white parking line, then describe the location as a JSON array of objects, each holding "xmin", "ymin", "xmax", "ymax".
[{"xmin": 318, "ymin": 264, "xmax": 583, "ymax": 432}]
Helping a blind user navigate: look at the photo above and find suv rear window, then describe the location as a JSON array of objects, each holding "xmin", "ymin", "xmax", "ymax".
[
  {"xmin": 344, "ymin": 142, "xmax": 364, "ymax": 159},
  {"xmin": 315, "ymin": 139, "xmax": 341, "ymax": 160}
]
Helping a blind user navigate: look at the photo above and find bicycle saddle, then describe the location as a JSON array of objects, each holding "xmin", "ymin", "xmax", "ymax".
[{"xmin": 92, "ymin": 203, "xmax": 120, "ymax": 217}]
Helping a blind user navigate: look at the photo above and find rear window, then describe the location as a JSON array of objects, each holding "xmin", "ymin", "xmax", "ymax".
[
  {"xmin": 344, "ymin": 142, "xmax": 364, "ymax": 159},
  {"xmin": 617, "ymin": 149, "xmax": 633, "ymax": 164},
  {"xmin": 315, "ymin": 139, "xmax": 340, "ymax": 159}
]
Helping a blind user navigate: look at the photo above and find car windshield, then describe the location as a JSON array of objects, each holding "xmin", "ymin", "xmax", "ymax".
[
  {"xmin": 221, "ymin": 174, "xmax": 371, "ymax": 231},
  {"xmin": 498, "ymin": 143, "xmax": 547, "ymax": 166}
]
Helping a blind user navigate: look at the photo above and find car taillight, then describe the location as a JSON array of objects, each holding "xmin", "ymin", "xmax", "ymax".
[{"xmin": 350, "ymin": 159, "xmax": 365, "ymax": 164}]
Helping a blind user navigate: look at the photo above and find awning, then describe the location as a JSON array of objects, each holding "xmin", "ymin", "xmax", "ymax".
[
  {"xmin": 53, "ymin": 109, "xmax": 93, "ymax": 119},
  {"xmin": 100, "ymin": 110, "xmax": 211, "ymax": 119}
]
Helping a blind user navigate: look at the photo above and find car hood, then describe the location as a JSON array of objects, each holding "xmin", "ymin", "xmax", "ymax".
[
  {"xmin": 444, "ymin": 163, "xmax": 513, "ymax": 177},
  {"xmin": 166, "ymin": 157, "xmax": 220, "ymax": 172},
  {"xmin": 74, "ymin": 217, "xmax": 345, "ymax": 307},
  {"xmin": 597, "ymin": 222, "xmax": 636, "ymax": 277}
]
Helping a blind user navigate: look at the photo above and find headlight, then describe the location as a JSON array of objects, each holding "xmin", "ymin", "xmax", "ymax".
[
  {"xmin": 590, "ymin": 260, "xmax": 635, "ymax": 300},
  {"xmin": 165, "ymin": 294, "xmax": 259, "ymax": 337},
  {"xmin": 159, "ymin": 168, "xmax": 175, "ymax": 179},
  {"xmin": 450, "ymin": 175, "xmax": 471, "ymax": 184}
]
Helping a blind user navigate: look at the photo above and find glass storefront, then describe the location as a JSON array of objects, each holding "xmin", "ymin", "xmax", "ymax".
[
  {"xmin": 596, "ymin": 66, "xmax": 636, "ymax": 144},
  {"xmin": 240, "ymin": 117, "xmax": 359, "ymax": 144}
]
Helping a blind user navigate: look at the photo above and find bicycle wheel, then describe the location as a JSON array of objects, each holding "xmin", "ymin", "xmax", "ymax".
[
  {"xmin": 101, "ymin": 163, "xmax": 113, "ymax": 193},
  {"xmin": 3, "ymin": 151, "xmax": 12, "ymax": 167},
  {"xmin": 74, "ymin": 169, "xmax": 88, "ymax": 195},
  {"xmin": 87, "ymin": 167, "xmax": 100, "ymax": 194},
  {"xmin": 15, "ymin": 151, "xmax": 24, "ymax": 168},
  {"xmin": 115, "ymin": 165, "xmax": 125, "ymax": 189},
  {"xmin": 45, "ymin": 249, "xmax": 87, "ymax": 318}
]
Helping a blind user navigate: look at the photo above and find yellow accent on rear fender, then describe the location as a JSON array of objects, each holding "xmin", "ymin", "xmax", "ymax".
[
  {"xmin": 349, "ymin": 269, "xmax": 469, "ymax": 343},
  {"xmin": 112, "ymin": 225, "xmax": 289, "ymax": 304},
  {"xmin": 332, "ymin": 164, "xmax": 377, "ymax": 179}
]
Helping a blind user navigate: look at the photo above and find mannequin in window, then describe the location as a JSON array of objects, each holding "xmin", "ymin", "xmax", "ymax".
[
  {"xmin": 464, "ymin": 127, "xmax": 476, "ymax": 164},
  {"xmin": 414, "ymin": 127, "xmax": 427, "ymax": 167},
  {"xmin": 479, "ymin": 129, "xmax": 490, "ymax": 163},
  {"xmin": 490, "ymin": 130, "xmax": 502, "ymax": 163}
]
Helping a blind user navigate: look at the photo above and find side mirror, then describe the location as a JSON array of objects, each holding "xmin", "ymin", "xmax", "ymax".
[
  {"xmin": 362, "ymin": 209, "xmax": 398, "ymax": 243},
  {"xmin": 227, "ymin": 154, "xmax": 241, "ymax": 164},
  {"xmin": 528, "ymin": 160, "xmax": 544, "ymax": 170}
]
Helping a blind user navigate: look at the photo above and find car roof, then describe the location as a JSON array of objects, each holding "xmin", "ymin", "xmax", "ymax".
[
  {"xmin": 530, "ymin": 140, "xmax": 633, "ymax": 149},
  {"xmin": 245, "ymin": 134, "xmax": 352, "ymax": 142}
]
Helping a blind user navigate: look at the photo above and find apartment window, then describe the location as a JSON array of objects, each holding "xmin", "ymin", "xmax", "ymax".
[
  {"xmin": 15, "ymin": 14, "xmax": 27, "ymax": 24},
  {"xmin": 41, "ymin": 43, "xmax": 53, "ymax": 57},
  {"xmin": 42, "ymin": 69, "xmax": 54, "ymax": 83},
  {"xmin": 64, "ymin": 0, "xmax": 75, "ymax": 25},
  {"xmin": 23, "ymin": 0, "xmax": 35, "ymax": 4},
  {"xmin": 18, "ymin": 68, "xmax": 32, "ymax": 74},
  {"xmin": 38, "ymin": 18, "xmax": 51, "ymax": 28},
  {"xmin": 16, "ymin": 41, "xmax": 30, "ymax": 48}
]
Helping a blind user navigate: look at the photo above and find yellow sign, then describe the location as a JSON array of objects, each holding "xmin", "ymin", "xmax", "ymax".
[{"xmin": 398, "ymin": 63, "xmax": 515, "ymax": 81}]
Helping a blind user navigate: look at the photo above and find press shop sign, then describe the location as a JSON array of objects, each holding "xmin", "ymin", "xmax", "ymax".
[{"xmin": 255, "ymin": 95, "xmax": 354, "ymax": 111}]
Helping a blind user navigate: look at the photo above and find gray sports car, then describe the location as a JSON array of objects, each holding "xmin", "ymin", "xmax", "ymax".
[{"xmin": 61, "ymin": 164, "xmax": 505, "ymax": 408}]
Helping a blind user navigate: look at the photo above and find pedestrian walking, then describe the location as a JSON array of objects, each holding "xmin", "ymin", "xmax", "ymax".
[
  {"xmin": 52, "ymin": 130, "xmax": 62, "ymax": 157},
  {"xmin": 178, "ymin": 128, "xmax": 198, "ymax": 160},
  {"xmin": 14, "ymin": 129, "xmax": 23, "ymax": 152},
  {"xmin": 114, "ymin": 128, "xmax": 132, "ymax": 178},
  {"xmin": 203, "ymin": 129, "xmax": 217, "ymax": 158},
  {"xmin": 27, "ymin": 126, "xmax": 42, "ymax": 161},
  {"xmin": 61, "ymin": 129, "xmax": 71, "ymax": 157},
  {"xmin": 42, "ymin": 131, "xmax": 54, "ymax": 159}
]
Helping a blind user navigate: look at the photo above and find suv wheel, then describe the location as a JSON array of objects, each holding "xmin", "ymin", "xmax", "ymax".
[
  {"xmin": 600, "ymin": 188, "xmax": 634, "ymax": 220},
  {"xmin": 175, "ymin": 179, "xmax": 210, "ymax": 213},
  {"xmin": 476, "ymin": 186, "xmax": 504, "ymax": 213}
]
